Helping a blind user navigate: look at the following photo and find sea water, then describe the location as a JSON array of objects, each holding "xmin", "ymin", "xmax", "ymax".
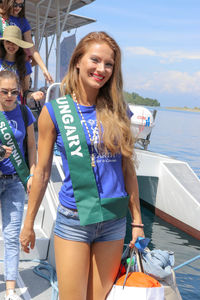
[
  {"xmin": 149, "ymin": 107, "xmax": 200, "ymax": 178},
  {"xmin": 127, "ymin": 108, "xmax": 200, "ymax": 300}
]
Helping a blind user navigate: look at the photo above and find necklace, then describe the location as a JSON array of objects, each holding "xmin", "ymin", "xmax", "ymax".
[{"xmin": 73, "ymin": 91, "xmax": 98, "ymax": 168}]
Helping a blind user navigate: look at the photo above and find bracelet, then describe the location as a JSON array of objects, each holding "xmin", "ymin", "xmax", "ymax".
[
  {"xmin": 131, "ymin": 222, "xmax": 144, "ymax": 228},
  {"xmin": 26, "ymin": 174, "xmax": 34, "ymax": 181}
]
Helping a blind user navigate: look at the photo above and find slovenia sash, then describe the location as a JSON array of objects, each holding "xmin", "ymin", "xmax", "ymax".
[
  {"xmin": 0, "ymin": 111, "xmax": 29, "ymax": 190},
  {"xmin": 0, "ymin": 17, "xmax": 9, "ymax": 37},
  {"xmin": 51, "ymin": 95, "xmax": 129, "ymax": 226}
]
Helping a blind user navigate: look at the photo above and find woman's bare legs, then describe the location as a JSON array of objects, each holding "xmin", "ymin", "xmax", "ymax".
[
  {"xmin": 87, "ymin": 239, "xmax": 124, "ymax": 300},
  {"xmin": 54, "ymin": 235, "xmax": 90, "ymax": 300}
]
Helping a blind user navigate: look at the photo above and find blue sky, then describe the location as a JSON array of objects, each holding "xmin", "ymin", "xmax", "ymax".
[{"xmin": 42, "ymin": 0, "xmax": 200, "ymax": 108}]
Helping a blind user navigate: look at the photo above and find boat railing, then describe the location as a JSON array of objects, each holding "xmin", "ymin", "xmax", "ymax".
[
  {"xmin": 45, "ymin": 82, "xmax": 66, "ymax": 184},
  {"xmin": 46, "ymin": 82, "xmax": 61, "ymax": 103}
]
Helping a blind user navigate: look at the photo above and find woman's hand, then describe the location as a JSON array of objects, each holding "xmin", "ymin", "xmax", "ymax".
[
  {"xmin": 129, "ymin": 227, "xmax": 145, "ymax": 248},
  {"xmin": 20, "ymin": 224, "xmax": 35, "ymax": 253},
  {"xmin": 23, "ymin": 30, "xmax": 54, "ymax": 84},
  {"xmin": 43, "ymin": 69, "xmax": 54, "ymax": 84},
  {"xmin": 26, "ymin": 176, "xmax": 33, "ymax": 194},
  {"xmin": 1, "ymin": 145, "xmax": 12, "ymax": 158},
  {"xmin": 31, "ymin": 91, "xmax": 44, "ymax": 101}
]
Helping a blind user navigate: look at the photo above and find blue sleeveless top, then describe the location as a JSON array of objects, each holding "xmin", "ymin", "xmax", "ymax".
[{"xmin": 45, "ymin": 101, "xmax": 129, "ymax": 210}]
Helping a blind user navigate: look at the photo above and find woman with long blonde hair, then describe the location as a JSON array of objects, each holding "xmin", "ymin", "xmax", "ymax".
[{"xmin": 20, "ymin": 31, "xmax": 144, "ymax": 300}]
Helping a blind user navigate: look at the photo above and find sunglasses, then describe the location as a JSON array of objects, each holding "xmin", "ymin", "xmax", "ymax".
[
  {"xmin": 0, "ymin": 89, "xmax": 19, "ymax": 96},
  {"xmin": 13, "ymin": 2, "xmax": 24, "ymax": 8}
]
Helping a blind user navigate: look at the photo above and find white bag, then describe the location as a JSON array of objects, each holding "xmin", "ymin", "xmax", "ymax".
[
  {"xmin": 106, "ymin": 247, "xmax": 181, "ymax": 300},
  {"xmin": 106, "ymin": 285, "xmax": 164, "ymax": 300},
  {"xmin": 161, "ymin": 270, "xmax": 182, "ymax": 300}
]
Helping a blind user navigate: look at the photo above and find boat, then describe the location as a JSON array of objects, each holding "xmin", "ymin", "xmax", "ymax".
[{"xmin": 129, "ymin": 105, "xmax": 200, "ymax": 241}]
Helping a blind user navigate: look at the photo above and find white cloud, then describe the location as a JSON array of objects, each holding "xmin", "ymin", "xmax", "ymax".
[
  {"xmin": 125, "ymin": 46, "xmax": 156, "ymax": 56},
  {"xmin": 125, "ymin": 46, "xmax": 200, "ymax": 63},
  {"xmin": 159, "ymin": 51, "xmax": 200, "ymax": 63},
  {"xmin": 124, "ymin": 70, "xmax": 200, "ymax": 94}
]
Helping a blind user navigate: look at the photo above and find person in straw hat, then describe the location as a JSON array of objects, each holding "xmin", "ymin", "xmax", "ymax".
[
  {"xmin": 0, "ymin": 0, "xmax": 54, "ymax": 83},
  {"xmin": 0, "ymin": 25, "xmax": 44, "ymax": 105}
]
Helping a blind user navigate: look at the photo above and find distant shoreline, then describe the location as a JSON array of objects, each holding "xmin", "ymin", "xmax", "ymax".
[{"xmin": 165, "ymin": 106, "xmax": 200, "ymax": 112}]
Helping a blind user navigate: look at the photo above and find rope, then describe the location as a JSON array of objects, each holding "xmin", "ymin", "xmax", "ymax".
[
  {"xmin": 0, "ymin": 259, "xmax": 59, "ymax": 299},
  {"xmin": 32, "ymin": 260, "xmax": 59, "ymax": 300},
  {"xmin": 174, "ymin": 254, "xmax": 200, "ymax": 271}
]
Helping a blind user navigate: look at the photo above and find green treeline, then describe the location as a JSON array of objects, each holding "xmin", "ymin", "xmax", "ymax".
[{"xmin": 124, "ymin": 91, "xmax": 160, "ymax": 107}]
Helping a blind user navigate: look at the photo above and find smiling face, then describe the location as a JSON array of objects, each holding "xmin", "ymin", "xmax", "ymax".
[
  {"xmin": 12, "ymin": 0, "xmax": 24, "ymax": 17},
  {"xmin": 3, "ymin": 40, "xmax": 19, "ymax": 55},
  {"xmin": 0, "ymin": 77, "xmax": 19, "ymax": 111},
  {"xmin": 76, "ymin": 42, "xmax": 114, "ymax": 95}
]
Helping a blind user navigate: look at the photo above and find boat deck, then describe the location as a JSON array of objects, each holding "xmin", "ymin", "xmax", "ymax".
[
  {"xmin": 0, "ymin": 261, "xmax": 54, "ymax": 300},
  {"xmin": 0, "ymin": 154, "xmax": 62, "ymax": 300}
]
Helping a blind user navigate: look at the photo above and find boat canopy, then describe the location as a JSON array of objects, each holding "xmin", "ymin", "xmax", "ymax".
[
  {"xmin": 25, "ymin": 0, "xmax": 96, "ymax": 39},
  {"xmin": 24, "ymin": 0, "xmax": 96, "ymax": 86}
]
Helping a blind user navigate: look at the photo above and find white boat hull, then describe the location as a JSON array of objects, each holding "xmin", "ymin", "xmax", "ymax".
[{"xmin": 135, "ymin": 148, "xmax": 200, "ymax": 240}]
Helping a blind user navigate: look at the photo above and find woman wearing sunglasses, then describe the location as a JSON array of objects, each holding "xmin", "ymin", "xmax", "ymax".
[
  {"xmin": 0, "ymin": 69, "xmax": 36, "ymax": 300},
  {"xmin": 0, "ymin": 25, "xmax": 44, "ymax": 105},
  {"xmin": 0, "ymin": 0, "xmax": 54, "ymax": 84}
]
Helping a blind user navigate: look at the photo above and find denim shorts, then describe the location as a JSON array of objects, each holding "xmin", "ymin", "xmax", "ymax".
[{"xmin": 54, "ymin": 204, "xmax": 127, "ymax": 243}]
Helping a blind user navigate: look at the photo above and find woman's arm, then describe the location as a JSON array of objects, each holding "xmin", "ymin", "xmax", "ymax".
[
  {"xmin": 23, "ymin": 75, "xmax": 45, "ymax": 105},
  {"xmin": 26, "ymin": 123, "xmax": 36, "ymax": 193},
  {"xmin": 20, "ymin": 106, "xmax": 56, "ymax": 253},
  {"xmin": 122, "ymin": 156, "xmax": 144, "ymax": 247},
  {"xmin": 23, "ymin": 30, "xmax": 54, "ymax": 84}
]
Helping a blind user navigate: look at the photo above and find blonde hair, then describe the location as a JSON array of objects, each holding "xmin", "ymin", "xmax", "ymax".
[{"xmin": 61, "ymin": 31, "xmax": 134, "ymax": 158}]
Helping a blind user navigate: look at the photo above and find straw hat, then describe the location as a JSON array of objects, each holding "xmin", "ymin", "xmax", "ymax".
[{"xmin": 0, "ymin": 26, "xmax": 33, "ymax": 49}]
